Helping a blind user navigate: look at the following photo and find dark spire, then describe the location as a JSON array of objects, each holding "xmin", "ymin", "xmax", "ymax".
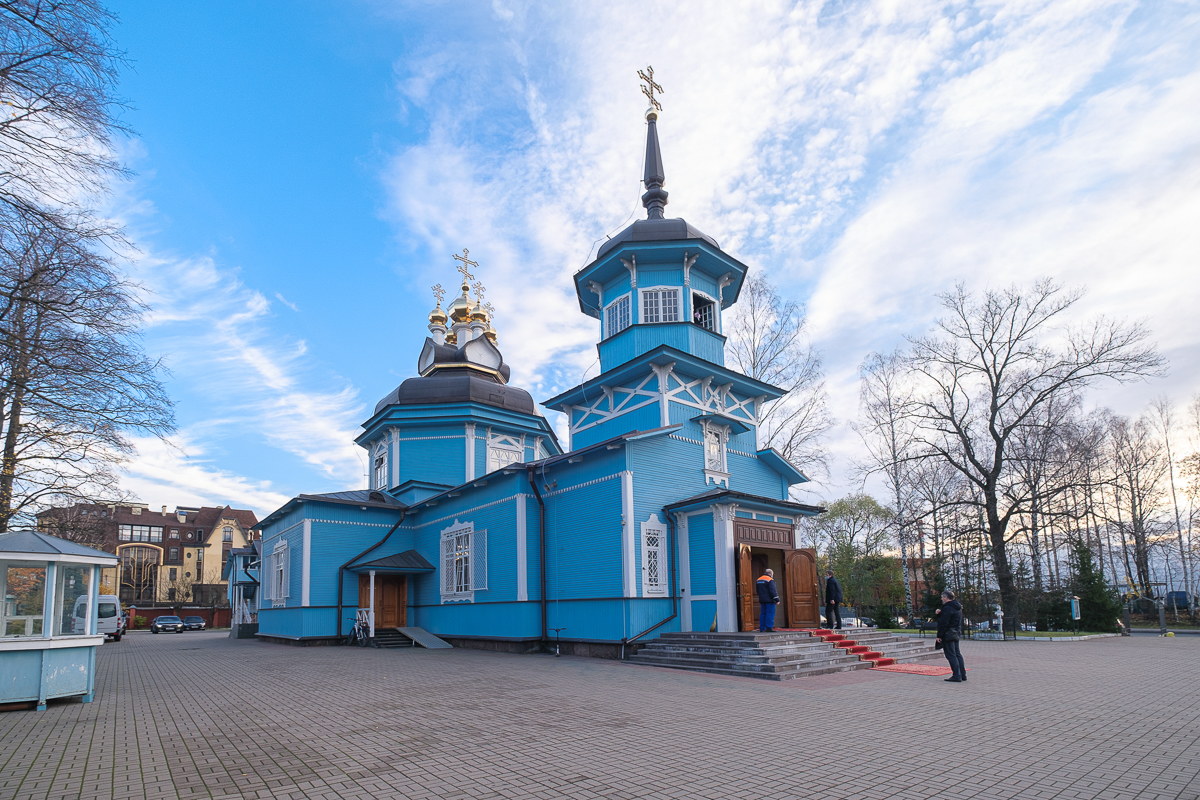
[{"xmin": 641, "ymin": 108, "xmax": 668, "ymax": 219}]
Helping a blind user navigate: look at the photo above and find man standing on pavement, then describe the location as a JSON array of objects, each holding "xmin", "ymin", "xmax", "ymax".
[
  {"xmin": 936, "ymin": 590, "xmax": 967, "ymax": 682},
  {"xmin": 824, "ymin": 569, "xmax": 843, "ymax": 629},
  {"xmin": 756, "ymin": 569, "xmax": 780, "ymax": 632}
]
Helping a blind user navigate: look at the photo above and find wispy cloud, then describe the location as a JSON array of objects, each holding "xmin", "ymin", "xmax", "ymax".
[
  {"xmin": 381, "ymin": 0, "xmax": 1200, "ymax": 498},
  {"xmin": 274, "ymin": 292, "xmax": 299, "ymax": 312}
]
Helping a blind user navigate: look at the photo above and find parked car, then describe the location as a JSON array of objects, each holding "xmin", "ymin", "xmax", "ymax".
[
  {"xmin": 72, "ymin": 594, "xmax": 124, "ymax": 641},
  {"xmin": 182, "ymin": 616, "xmax": 206, "ymax": 631},
  {"xmin": 151, "ymin": 615, "xmax": 184, "ymax": 633}
]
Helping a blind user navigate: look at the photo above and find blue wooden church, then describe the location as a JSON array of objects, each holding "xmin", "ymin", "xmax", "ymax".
[{"xmin": 255, "ymin": 101, "xmax": 823, "ymax": 656}]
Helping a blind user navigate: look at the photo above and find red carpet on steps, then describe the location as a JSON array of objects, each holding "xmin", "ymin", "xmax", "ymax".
[
  {"xmin": 768, "ymin": 628, "xmax": 898, "ymax": 667},
  {"xmin": 873, "ymin": 663, "xmax": 973, "ymax": 676}
]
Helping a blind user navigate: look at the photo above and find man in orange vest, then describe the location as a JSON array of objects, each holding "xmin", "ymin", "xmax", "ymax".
[{"xmin": 756, "ymin": 569, "xmax": 780, "ymax": 632}]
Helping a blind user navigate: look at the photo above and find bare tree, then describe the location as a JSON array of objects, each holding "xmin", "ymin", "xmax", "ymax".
[
  {"xmin": 0, "ymin": 217, "xmax": 173, "ymax": 530},
  {"xmin": 0, "ymin": 0, "xmax": 127, "ymax": 226},
  {"xmin": 1106, "ymin": 413, "xmax": 1168, "ymax": 597},
  {"xmin": 1151, "ymin": 396, "xmax": 1192, "ymax": 597},
  {"xmin": 726, "ymin": 275, "xmax": 831, "ymax": 478},
  {"xmin": 857, "ymin": 350, "xmax": 918, "ymax": 619},
  {"xmin": 903, "ymin": 280, "xmax": 1163, "ymax": 623}
]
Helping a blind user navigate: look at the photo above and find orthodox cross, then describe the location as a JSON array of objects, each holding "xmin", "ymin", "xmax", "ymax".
[
  {"xmin": 638, "ymin": 66, "xmax": 663, "ymax": 111},
  {"xmin": 483, "ymin": 302, "xmax": 495, "ymax": 317},
  {"xmin": 453, "ymin": 248, "xmax": 478, "ymax": 282},
  {"xmin": 471, "ymin": 281, "xmax": 486, "ymax": 303},
  {"xmin": 431, "ymin": 284, "xmax": 446, "ymax": 306}
]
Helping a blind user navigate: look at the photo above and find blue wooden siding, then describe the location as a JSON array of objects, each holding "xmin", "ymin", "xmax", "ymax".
[
  {"xmin": 398, "ymin": 435, "xmax": 464, "ymax": 488},
  {"xmin": 598, "ymin": 322, "xmax": 725, "ymax": 371},
  {"xmin": 542, "ymin": 464, "xmax": 624, "ymax": 601},
  {"xmin": 257, "ymin": 607, "xmax": 336, "ymax": 638},
  {"xmin": 687, "ymin": 512, "xmax": 716, "ymax": 595},
  {"xmin": 690, "ymin": 599, "xmax": 717, "ymax": 631},
  {"xmin": 573, "ymin": 402, "xmax": 662, "ymax": 450}
]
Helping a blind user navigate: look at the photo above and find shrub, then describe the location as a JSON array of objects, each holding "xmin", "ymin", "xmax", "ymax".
[{"xmin": 133, "ymin": 616, "xmax": 147, "ymax": 628}]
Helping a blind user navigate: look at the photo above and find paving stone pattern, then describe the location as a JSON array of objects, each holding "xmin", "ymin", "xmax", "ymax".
[{"xmin": 2, "ymin": 632, "xmax": 1199, "ymax": 800}]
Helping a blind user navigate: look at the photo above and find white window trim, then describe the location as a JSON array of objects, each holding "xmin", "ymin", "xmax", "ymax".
[
  {"xmin": 603, "ymin": 293, "xmax": 632, "ymax": 339},
  {"xmin": 440, "ymin": 520, "xmax": 486, "ymax": 603},
  {"xmin": 639, "ymin": 286, "xmax": 682, "ymax": 325},
  {"xmin": 373, "ymin": 442, "xmax": 388, "ymax": 490},
  {"xmin": 640, "ymin": 513, "xmax": 667, "ymax": 597},
  {"xmin": 691, "ymin": 289, "xmax": 720, "ymax": 334},
  {"xmin": 268, "ymin": 540, "xmax": 289, "ymax": 607},
  {"xmin": 486, "ymin": 429, "xmax": 525, "ymax": 473},
  {"xmin": 702, "ymin": 420, "xmax": 731, "ymax": 487}
]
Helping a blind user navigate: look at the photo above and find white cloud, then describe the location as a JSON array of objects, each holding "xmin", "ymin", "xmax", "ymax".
[{"xmin": 381, "ymin": 0, "xmax": 1200, "ymax": 500}]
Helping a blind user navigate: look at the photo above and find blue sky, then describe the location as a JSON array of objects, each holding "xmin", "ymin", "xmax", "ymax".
[{"xmin": 107, "ymin": 1, "xmax": 1200, "ymax": 516}]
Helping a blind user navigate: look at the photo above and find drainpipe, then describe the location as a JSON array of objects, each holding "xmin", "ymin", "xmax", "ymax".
[
  {"xmin": 527, "ymin": 466, "xmax": 548, "ymax": 649},
  {"xmin": 336, "ymin": 509, "xmax": 407, "ymax": 638},
  {"xmin": 622, "ymin": 507, "xmax": 679, "ymax": 658}
]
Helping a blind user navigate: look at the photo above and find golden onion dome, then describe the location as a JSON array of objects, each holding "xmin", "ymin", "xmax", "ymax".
[
  {"xmin": 483, "ymin": 324, "xmax": 497, "ymax": 345},
  {"xmin": 444, "ymin": 329, "xmax": 458, "ymax": 345},
  {"xmin": 428, "ymin": 304, "xmax": 448, "ymax": 326},
  {"xmin": 470, "ymin": 300, "xmax": 487, "ymax": 322},
  {"xmin": 448, "ymin": 283, "xmax": 473, "ymax": 324}
]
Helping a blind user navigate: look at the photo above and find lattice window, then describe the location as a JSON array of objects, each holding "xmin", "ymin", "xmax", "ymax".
[
  {"xmin": 704, "ymin": 425, "xmax": 725, "ymax": 471},
  {"xmin": 440, "ymin": 522, "xmax": 486, "ymax": 601},
  {"xmin": 373, "ymin": 443, "xmax": 388, "ymax": 490},
  {"xmin": 642, "ymin": 288, "xmax": 680, "ymax": 324},
  {"xmin": 604, "ymin": 295, "xmax": 630, "ymax": 338},
  {"xmin": 487, "ymin": 446, "xmax": 522, "ymax": 473},
  {"xmin": 693, "ymin": 293, "xmax": 716, "ymax": 331},
  {"xmin": 641, "ymin": 515, "xmax": 667, "ymax": 596}
]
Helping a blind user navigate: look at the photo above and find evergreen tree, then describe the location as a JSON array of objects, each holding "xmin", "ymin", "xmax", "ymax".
[{"xmin": 1070, "ymin": 539, "xmax": 1122, "ymax": 633}]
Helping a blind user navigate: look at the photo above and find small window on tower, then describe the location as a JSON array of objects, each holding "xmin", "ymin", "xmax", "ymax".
[
  {"xmin": 604, "ymin": 295, "xmax": 631, "ymax": 338},
  {"xmin": 373, "ymin": 445, "xmax": 388, "ymax": 490},
  {"xmin": 642, "ymin": 288, "xmax": 680, "ymax": 324},
  {"xmin": 693, "ymin": 293, "xmax": 716, "ymax": 332}
]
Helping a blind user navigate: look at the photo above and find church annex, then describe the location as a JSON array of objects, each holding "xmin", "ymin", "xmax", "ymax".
[{"xmin": 254, "ymin": 92, "xmax": 824, "ymax": 656}]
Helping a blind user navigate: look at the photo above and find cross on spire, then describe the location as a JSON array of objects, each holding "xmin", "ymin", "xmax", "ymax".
[
  {"xmin": 452, "ymin": 248, "xmax": 478, "ymax": 283},
  {"xmin": 471, "ymin": 281, "xmax": 486, "ymax": 303},
  {"xmin": 638, "ymin": 66, "xmax": 663, "ymax": 112},
  {"xmin": 431, "ymin": 283, "xmax": 446, "ymax": 306}
]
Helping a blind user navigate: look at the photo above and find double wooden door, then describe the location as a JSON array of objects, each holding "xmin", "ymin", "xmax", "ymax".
[
  {"xmin": 736, "ymin": 545, "xmax": 820, "ymax": 630},
  {"xmin": 359, "ymin": 574, "xmax": 406, "ymax": 629}
]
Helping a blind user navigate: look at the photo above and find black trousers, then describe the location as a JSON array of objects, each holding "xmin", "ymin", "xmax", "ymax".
[
  {"xmin": 943, "ymin": 638, "xmax": 966, "ymax": 679},
  {"xmin": 825, "ymin": 602, "xmax": 842, "ymax": 628}
]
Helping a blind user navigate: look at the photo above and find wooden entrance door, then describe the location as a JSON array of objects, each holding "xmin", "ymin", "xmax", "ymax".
[
  {"xmin": 784, "ymin": 549, "xmax": 820, "ymax": 628},
  {"xmin": 358, "ymin": 574, "xmax": 407, "ymax": 629},
  {"xmin": 737, "ymin": 544, "xmax": 755, "ymax": 631}
]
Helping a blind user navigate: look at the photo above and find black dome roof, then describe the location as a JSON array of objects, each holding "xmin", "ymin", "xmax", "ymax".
[
  {"xmin": 596, "ymin": 217, "xmax": 719, "ymax": 259},
  {"xmin": 374, "ymin": 374, "xmax": 537, "ymax": 416}
]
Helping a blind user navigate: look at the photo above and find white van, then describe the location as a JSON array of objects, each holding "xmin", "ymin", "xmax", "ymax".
[{"xmin": 72, "ymin": 595, "xmax": 124, "ymax": 641}]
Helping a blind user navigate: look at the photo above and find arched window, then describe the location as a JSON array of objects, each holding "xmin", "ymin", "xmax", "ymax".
[
  {"xmin": 373, "ymin": 444, "xmax": 388, "ymax": 489},
  {"xmin": 222, "ymin": 526, "xmax": 233, "ymax": 542}
]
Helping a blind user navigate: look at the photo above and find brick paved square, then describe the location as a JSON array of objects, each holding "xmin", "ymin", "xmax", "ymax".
[{"xmin": 2, "ymin": 632, "xmax": 1199, "ymax": 799}]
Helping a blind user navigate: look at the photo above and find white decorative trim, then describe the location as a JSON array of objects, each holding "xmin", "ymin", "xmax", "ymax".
[
  {"xmin": 704, "ymin": 469, "xmax": 731, "ymax": 488},
  {"xmin": 391, "ymin": 426, "xmax": 400, "ymax": 487},
  {"xmin": 301, "ymin": 519, "xmax": 311, "ymax": 607},
  {"xmin": 603, "ymin": 293, "xmax": 632, "ymax": 339},
  {"xmin": 415, "ymin": 495, "xmax": 517, "ymax": 528},
  {"xmin": 640, "ymin": 513, "xmax": 667, "ymax": 597},
  {"xmin": 727, "ymin": 449, "xmax": 758, "ymax": 458},
  {"xmin": 465, "ymin": 423, "xmax": 476, "ymax": 482},
  {"xmin": 717, "ymin": 272, "xmax": 733, "ymax": 307},
  {"xmin": 713, "ymin": 503, "xmax": 737, "ymax": 633},
  {"xmin": 439, "ymin": 519, "xmax": 477, "ymax": 603},
  {"xmin": 620, "ymin": 254, "xmax": 637, "ymax": 288},
  {"xmin": 650, "ymin": 362, "xmax": 674, "ymax": 428},
  {"xmin": 676, "ymin": 512, "xmax": 691, "ymax": 631},
  {"xmin": 391, "ymin": 435, "xmax": 467, "ymax": 442},
  {"xmin": 621, "ymin": 471, "xmax": 635, "ymax": 598},
  {"xmin": 309, "ymin": 519, "xmax": 400, "ymax": 528},
  {"xmin": 542, "ymin": 472, "xmax": 621, "ymax": 498},
  {"xmin": 669, "ymin": 433, "xmax": 704, "ymax": 446},
  {"xmin": 515, "ymin": 493, "xmax": 528, "ymax": 602},
  {"xmin": 683, "ymin": 251, "xmax": 698, "ymax": 287}
]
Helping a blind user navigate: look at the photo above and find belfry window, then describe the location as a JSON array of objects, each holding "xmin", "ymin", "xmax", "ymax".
[
  {"xmin": 693, "ymin": 293, "xmax": 717, "ymax": 332},
  {"xmin": 604, "ymin": 295, "xmax": 630, "ymax": 338},
  {"xmin": 642, "ymin": 288, "xmax": 680, "ymax": 324},
  {"xmin": 373, "ymin": 445, "xmax": 388, "ymax": 490}
]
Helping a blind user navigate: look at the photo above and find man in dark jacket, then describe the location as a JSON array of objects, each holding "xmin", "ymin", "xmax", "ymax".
[
  {"xmin": 936, "ymin": 590, "xmax": 967, "ymax": 682},
  {"xmin": 756, "ymin": 569, "xmax": 780, "ymax": 631},
  {"xmin": 824, "ymin": 570, "xmax": 843, "ymax": 629}
]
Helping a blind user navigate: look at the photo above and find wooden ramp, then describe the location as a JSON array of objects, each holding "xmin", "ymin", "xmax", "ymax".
[{"xmin": 392, "ymin": 627, "xmax": 453, "ymax": 649}]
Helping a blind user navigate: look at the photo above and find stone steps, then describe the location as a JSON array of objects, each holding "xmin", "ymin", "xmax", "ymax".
[{"xmin": 628, "ymin": 628, "xmax": 939, "ymax": 681}]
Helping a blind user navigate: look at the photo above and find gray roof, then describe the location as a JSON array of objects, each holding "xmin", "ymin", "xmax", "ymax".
[
  {"xmin": 297, "ymin": 490, "xmax": 406, "ymax": 509},
  {"xmin": 596, "ymin": 217, "xmax": 719, "ymax": 259},
  {"xmin": 374, "ymin": 374, "xmax": 536, "ymax": 416},
  {"xmin": 0, "ymin": 530, "xmax": 119, "ymax": 562},
  {"xmin": 352, "ymin": 549, "xmax": 435, "ymax": 572}
]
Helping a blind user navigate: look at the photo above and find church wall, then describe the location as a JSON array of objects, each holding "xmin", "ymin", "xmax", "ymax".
[
  {"xmin": 572, "ymin": 402, "xmax": 662, "ymax": 450},
  {"xmin": 540, "ymin": 451, "xmax": 626, "ymax": 601},
  {"xmin": 309, "ymin": 517, "xmax": 410, "ymax": 608},
  {"xmin": 397, "ymin": 434, "xmax": 466, "ymax": 489},
  {"xmin": 686, "ymin": 512, "xmax": 717, "ymax": 595},
  {"xmin": 726, "ymin": 451, "xmax": 789, "ymax": 499}
]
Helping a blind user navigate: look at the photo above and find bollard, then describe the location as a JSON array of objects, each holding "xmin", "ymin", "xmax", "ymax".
[{"xmin": 1158, "ymin": 597, "xmax": 1167, "ymax": 636}]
